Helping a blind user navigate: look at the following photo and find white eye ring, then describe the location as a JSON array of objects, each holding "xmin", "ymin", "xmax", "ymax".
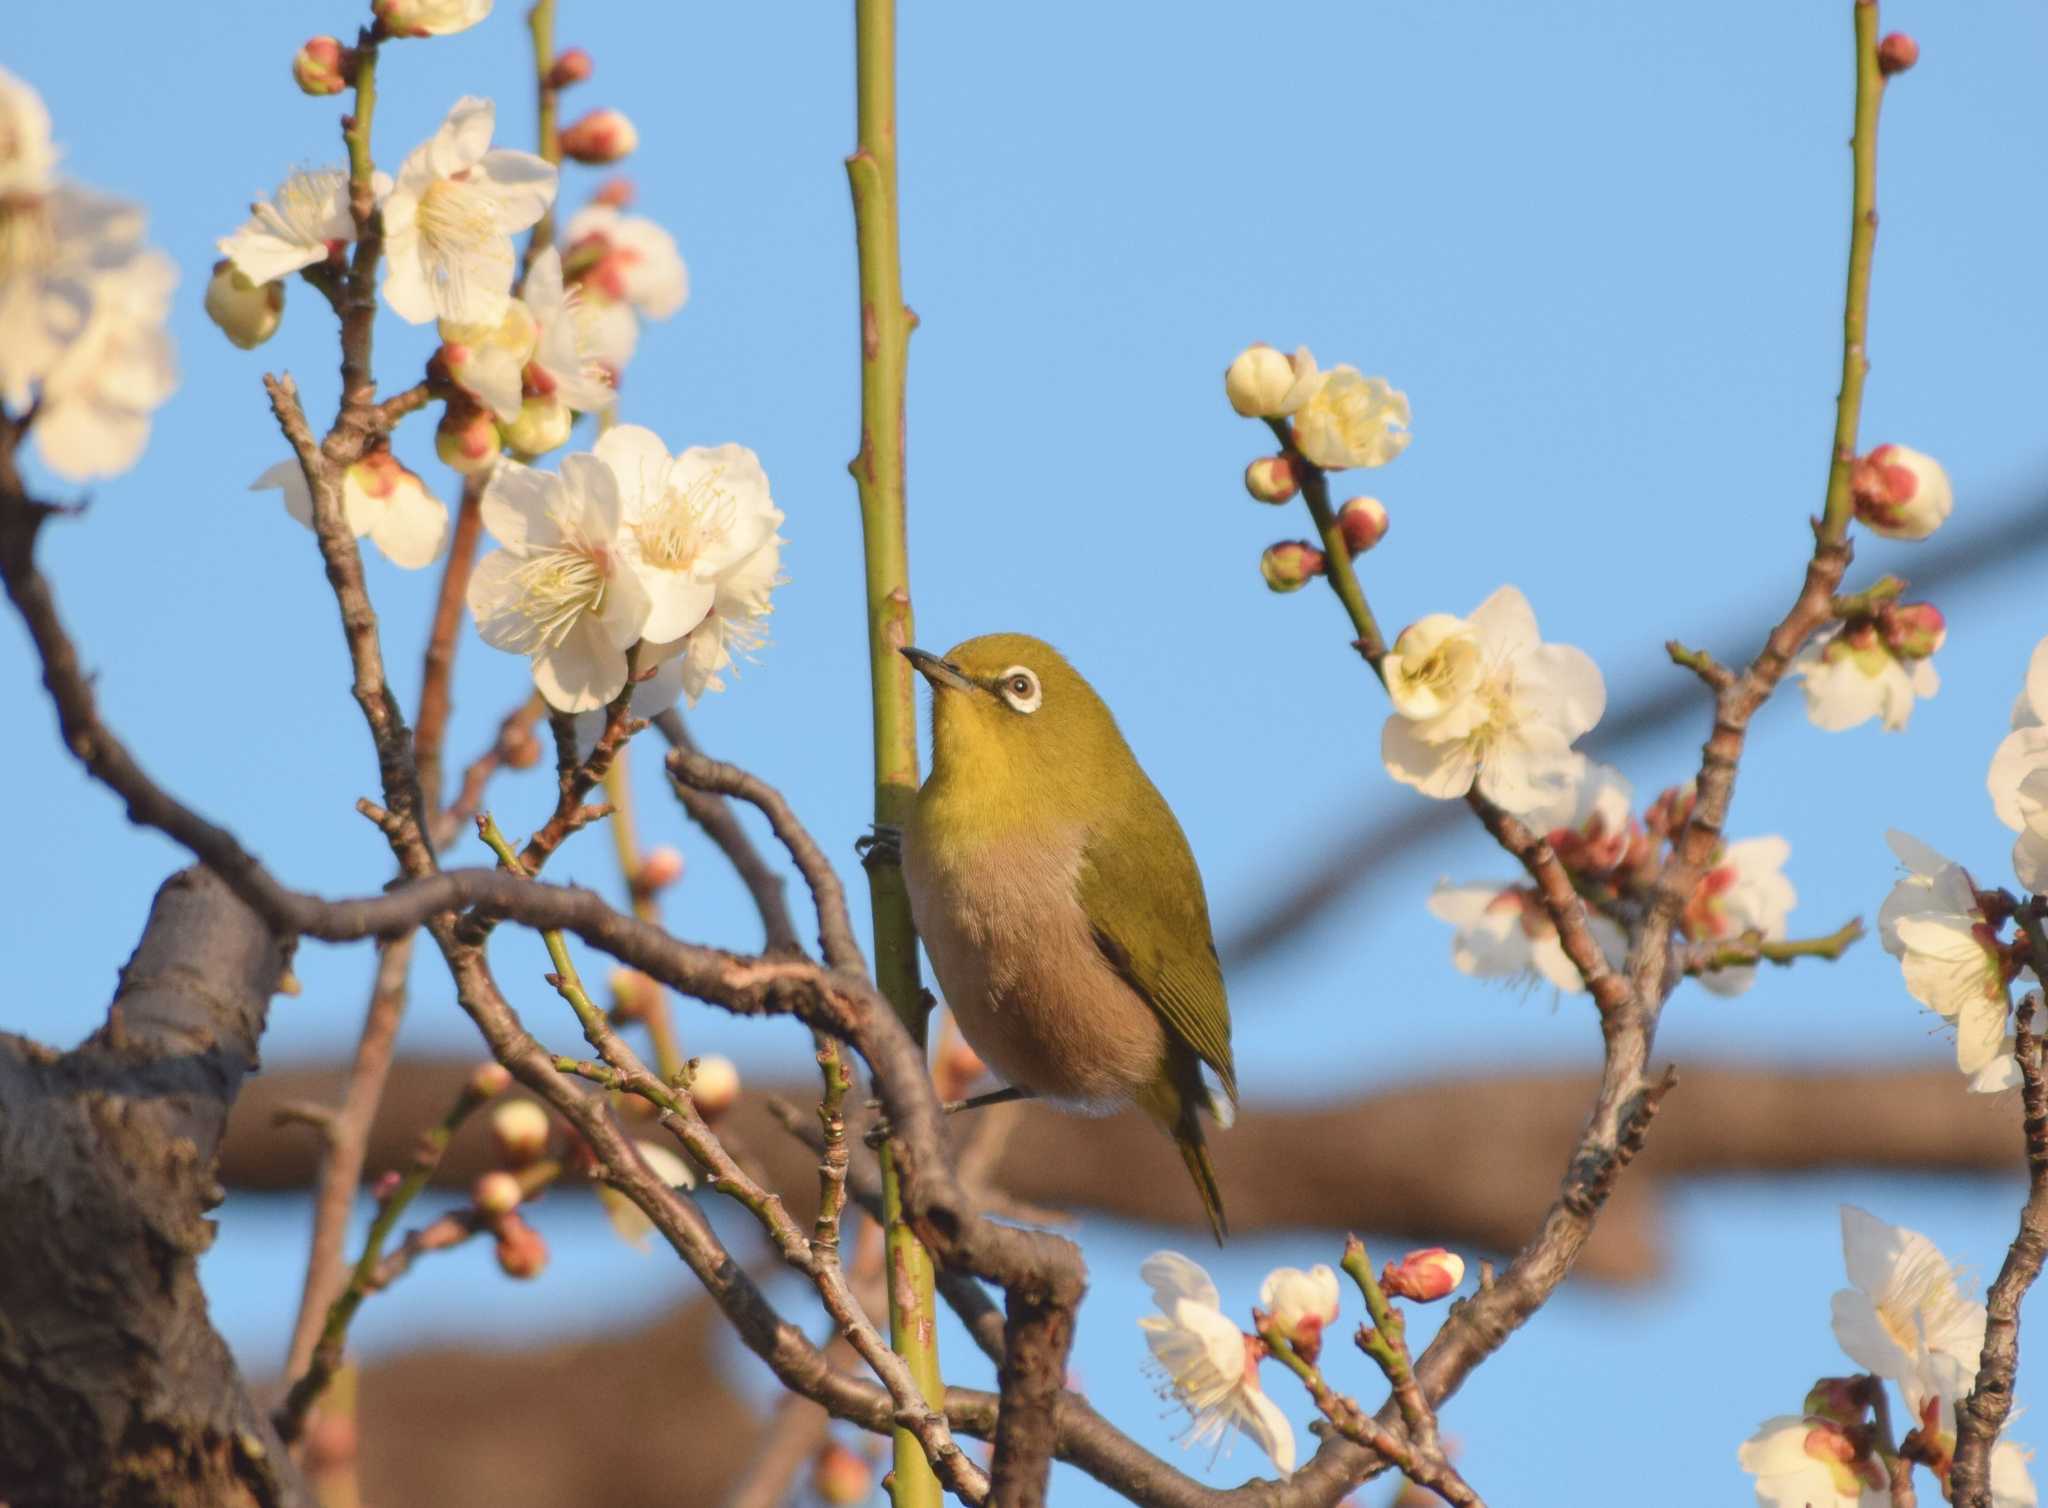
[{"xmin": 996, "ymin": 665, "xmax": 1042, "ymax": 714}]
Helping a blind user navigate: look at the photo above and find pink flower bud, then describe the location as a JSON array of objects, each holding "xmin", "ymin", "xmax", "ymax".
[
  {"xmin": 1243, "ymin": 454, "xmax": 1298, "ymax": 504},
  {"xmin": 493, "ymin": 1214, "xmax": 549, "ymax": 1279},
  {"xmin": 204, "ymin": 260, "xmax": 284, "ymax": 350},
  {"xmin": 1878, "ymin": 32, "xmax": 1919, "ymax": 76},
  {"xmin": 1851, "ymin": 443, "xmax": 1952, "ymax": 540},
  {"xmin": 302, "ymin": 1407, "xmax": 359, "ymax": 1474},
  {"xmin": 472, "ymin": 1170, "xmax": 524, "ymax": 1216},
  {"xmin": 370, "ymin": 1169, "xmax": 403, "ymax": 1202},
  {"xmin": 547, "ymin": 47, "xmax": 594, "ymax": 88},
  {"xmin": 1381, "ymin": 1247, "xmax": 1464, "ymax": 1302},
  {"xmin": 435, "ymin": 401, "xmax": 502, "ymax": 474},
  {"xmin": 489, "ymin": 1099, "xmax": 552, "ymax": 1166},
  {"xmin": 1260, "ymin": 540, "xmax": 1325, "ymax": 593},
  {"xmin": 467, "ymin": 1061, "xmax": 513, "ymax": 1100},
  {"xmin": 1336, "ymin": 496, "xmax": 1389, "ymax": 555},
  {"xmin": 811, "ymin": 1442, "xmax": 875, "ymax": 1506},
  {"xmin": 690, "ymin": 1055, "xmax": 741, "ymax": 1120},
  {"xmin": 1803, "ymin": 1376, "xmax": 1868, "ymax": 1425},
  {"xmin": 638, "ymin": 845, "xmax": 685, "ymax": 891},
  {"xmin": 591, "ymin": 177, "xmax": 636, "ymax": 209},
  {"xmin": 1259, "ymin": 1265, "xmax": 1340, "ymax": 1363},
  {"xmin": 293, "ymin": 37, "xmax": 352, "ymax": 96},
  {"xmin": 559, "ymin": 108, "xmax": 639, "ymax": 165},
  {"xmin": 1878, "ymin": 600, "xmax": 1945, "ymax": 660}
]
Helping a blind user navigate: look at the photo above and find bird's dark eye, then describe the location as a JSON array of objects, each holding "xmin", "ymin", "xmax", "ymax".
[{"xmin": 996, "ymin": 665, "xmax": 1042, "ymax": 713}]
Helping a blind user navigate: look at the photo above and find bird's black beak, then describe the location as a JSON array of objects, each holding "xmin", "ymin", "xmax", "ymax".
[{"xmin": 901, "ymin": 646, "xmax": 975, "ymax": 693}]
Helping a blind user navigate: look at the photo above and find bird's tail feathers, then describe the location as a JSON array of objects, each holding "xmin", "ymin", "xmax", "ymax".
[{"xmin": 1175, "ymin": 1119, "xmax": 1228, "ymax": 1247}]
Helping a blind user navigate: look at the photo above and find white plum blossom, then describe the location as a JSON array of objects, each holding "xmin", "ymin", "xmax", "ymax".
[
  {"xmin": 1257, "ymin": 1265, "xmax": 1339, "ymax": 1359},
  {"xmin": 1224, "ymin": 344, "xmax": 1319, "ymax": 419},
  {"xmin": 520, "ymin": 244, "xmax": 616, "ymax": 413},
  {"xmin": 1137, "ymin": 1251, "xmax": 1294, "ymax": 1474},
  {"xmin": 0, "ymin": 66, "xmax": 56, "ymax": 196},
  {"xmin": 1792, "ymin": 623, "xmax": 1939, "ymax": 732},
  {"xmin": 381, "ymin": 97, "xmax": 557, "ymax": 326},
  {"xmin": 1681, "ymin": 837, "xmax": 1797, "ymax": 998},
  {"xmin": 217, "ymin": 167, "xmax": 379, "ymax": 285},
  {"xmin": 252, "ymin": 450, "xmax": 449, "ymax": 570},
  {"xmin": 1290, "ymin": 365, "xmax": 1409, "ymax": 470},
  {"xmin": 33, "ymin": 245, "xmax": 177, "ymax": 481},
  {"xmin": 1428, "ymin": 880, "xmax": 1626, "ymax": 995},
  {"xmin": 1831, "ymin": 1206, "xmax": 1987, "ymax": 1385},
  {"xmin": 1878, "ymin": 831, "xmax": 2021, "ymax": 1091},
  {"xmin": 1380, "ymin": 585, "xmax": 1606, "ymax": 816},
  {"xmin": 562, "ymin": 201, "xmax": 688, "ymax": 362},
  {"xmin": 1, "ymin": 184, "xmax": 152, "ymax": 410},
  {"xmin": 2015, "ymin": 767, "xmax": 2048, "ymax": 896},
  {"xmin": 1990, "ymin": 638, "xmax": 2048, "ymax": 826},
  {"xmin": 595, "ymin": 425, "xmax": 782, "ymax": 662},
  {"xmin": 467, "ymin": 452, "xmax": 651, "ymax": 711},
  {"xmin": 1738, "ymin": 1416, "xmax": 1888, "ymax": 1508},
  {"xmin": 374, "ymin": 0, "xmax": 494, "ymax": 38}
]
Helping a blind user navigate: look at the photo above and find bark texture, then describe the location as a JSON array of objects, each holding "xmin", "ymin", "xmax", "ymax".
[{"xmin": 0, "ymin": 867, "xmax": 305, "ymax": 1508}]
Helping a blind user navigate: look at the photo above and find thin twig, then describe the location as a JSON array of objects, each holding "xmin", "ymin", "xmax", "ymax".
[{"xmin": 653, "ymin": 709, "xmax": 803, "ymax": 955}]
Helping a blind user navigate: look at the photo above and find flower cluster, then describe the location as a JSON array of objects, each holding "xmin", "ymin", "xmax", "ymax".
[
  {"xmin": 1223, "ymin": 342, "xmax": 1408, "ymax": 591},
  {"xmin": 0, "ymin": 68, "xmax": 177, "ymax": 480},
  {"xmin": 1381, "ymin": 585, "xmax": 1606, "ymax": 815},
  {"xmin": 1139, "ymin": 1244, "xmax": 1464, "ymax": 1479},
  {"xmin": 1792, "ymin": 600, "xmax": 1945, "ymax": 733},
  {"xmin": 1740, "ymin": 1208, "xmax": 2033, "ymax": 1507},
  {"xmin": 1875, "ymin": 637, "xmax": 2048, "ymax": 1093},
  {"xmin": 1428, "ymin": 762, "xmax": 1798, "ymax": 998},
  {"xmin": 466, "ymin": 423, "xmax": 783, "ymax": 713}
]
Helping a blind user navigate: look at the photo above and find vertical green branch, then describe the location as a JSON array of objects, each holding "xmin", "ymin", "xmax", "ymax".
[
  {"xmin": 525, "ymin": 0, "xmax": 562, "ymax": 270},
  {"xmin": 845, "ymin": 1, "xmax": 943, "ymax": 1503},
  {"xmin": 1819, "ymin": 0, "xmax": 1884, "ymax": 545}
]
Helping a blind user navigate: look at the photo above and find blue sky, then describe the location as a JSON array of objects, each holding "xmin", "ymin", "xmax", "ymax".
[{"xmin": 11, "ymin": 1, "xmax": 2048, "ymax": 1501}]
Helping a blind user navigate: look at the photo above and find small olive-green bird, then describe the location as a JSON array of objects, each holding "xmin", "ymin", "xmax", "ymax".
[{"xmin": 900, "ymin": 633, "xmax": 1237, "ymax": 1243}]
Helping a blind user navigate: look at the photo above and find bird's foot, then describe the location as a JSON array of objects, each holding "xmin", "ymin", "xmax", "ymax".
[
  {"xmin": 855, "ymin": 823, "xmax": 903, "ymax": 871},
  {"xmin": 862, "ymin": 1084, "xmax": 1037, "ymax": 1148}
]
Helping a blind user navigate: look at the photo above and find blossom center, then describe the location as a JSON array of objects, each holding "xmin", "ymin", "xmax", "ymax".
[
  {"xmin": 505, "ymin": 543, "xmax": 608, "ymax": 651},
  {"xmin": 418, "ymin": 173, "xmax": 501, "ymax": 255},
  {"xmin": 636, "ymin": 467, "xmax": 736, "ymax": 573}
]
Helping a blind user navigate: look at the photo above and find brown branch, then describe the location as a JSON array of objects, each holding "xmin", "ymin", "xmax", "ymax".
[
  {"xmin": 1953, "ymin": 995, "xmax": 2048, "ymax": 1502},
  {"xmin": 665, "ymin": 743, "xmax": 866, "ymax": 973},
  {"xmin": 414, "ymin": 473, "xmax": 487, "ymax": 824},
  {"xmin": 652, "ymin": 708, "xmax": 802, "ymax": 956},
  {"xmin": 280, "ymin": 932, "xmax": 413, "ymax": 1386}
]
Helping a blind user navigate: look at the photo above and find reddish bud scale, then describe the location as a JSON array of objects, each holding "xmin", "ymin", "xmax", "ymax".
[
  {"xmin": 559, "ymin": 108, "xmax": 638, "ymax": 165},
  {"xmin": 1878, "ymin": 32, "xmax": 1919, "ymax": 76},
  {"xmin": 502, "ymin": 726, "xmax": 543, "ymax": 770},
  {"xmin": 293, "ymin": 36, "xmax": 352, "ymax": 96},
  {"xmin": 812, "ymin": 1443, "xmax": 875, "ymax": 1506},
  {"xmin": 1877, "ymin": 600, "xmax": 1945, "ymax": 660},
  {"xmin": 1382, "ymin": 1246, "xmax": 1464, "ymax": 1302},
  {"xmin": 493, "ymin": 1215, "xmax": 549, "ymax": 1279},
  {"xmin": 592, "ymin": 177, "xmax": 636, "ymax": 209},
  {"xmin": 547, "ymin": 47, "xmax": 594, "ymax": 88},
  {"xmin": 467, "ymin": 1061, "xmax": 513, "ymax": 1100},
  {"xmin": 1260, "ymin": 540, "xmax": 1325, "ymax": 593}
]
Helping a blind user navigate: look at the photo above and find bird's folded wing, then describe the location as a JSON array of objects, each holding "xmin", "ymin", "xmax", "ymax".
[{"xmin": 1077, "ymin": 817, "xmax": 1237, "ymax": 1105}]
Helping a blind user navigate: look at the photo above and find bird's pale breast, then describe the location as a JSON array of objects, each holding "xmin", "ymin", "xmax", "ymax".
[{"xmin": 903, "ymin": 828, "xmax": 1166, "ymax": 1109}]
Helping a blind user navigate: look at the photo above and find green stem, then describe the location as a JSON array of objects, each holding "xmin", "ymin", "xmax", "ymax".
[
  {"xmin": 845, "ymin": 1, "xmax": 943, "ymax": 1501},
  {"xmin": 277, "ymin": 1068, "xmax": 494, "ymax": 1439},
  {"xmin": 1265, "ymin": 418, "xmax": 1388, "ymax": 677},
  {"xmin": 525, "ymin": 0, "xmax": 561, "ymax": 272},
  {"xmin": 1820, "ymin": 2, "xmax": 1885, "ymax": 545}
]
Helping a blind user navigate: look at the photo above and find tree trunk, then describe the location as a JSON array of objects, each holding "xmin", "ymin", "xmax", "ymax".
[{"xmin": 0, "ymin": 866, "xmax": 309, "ymax": 1508}]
